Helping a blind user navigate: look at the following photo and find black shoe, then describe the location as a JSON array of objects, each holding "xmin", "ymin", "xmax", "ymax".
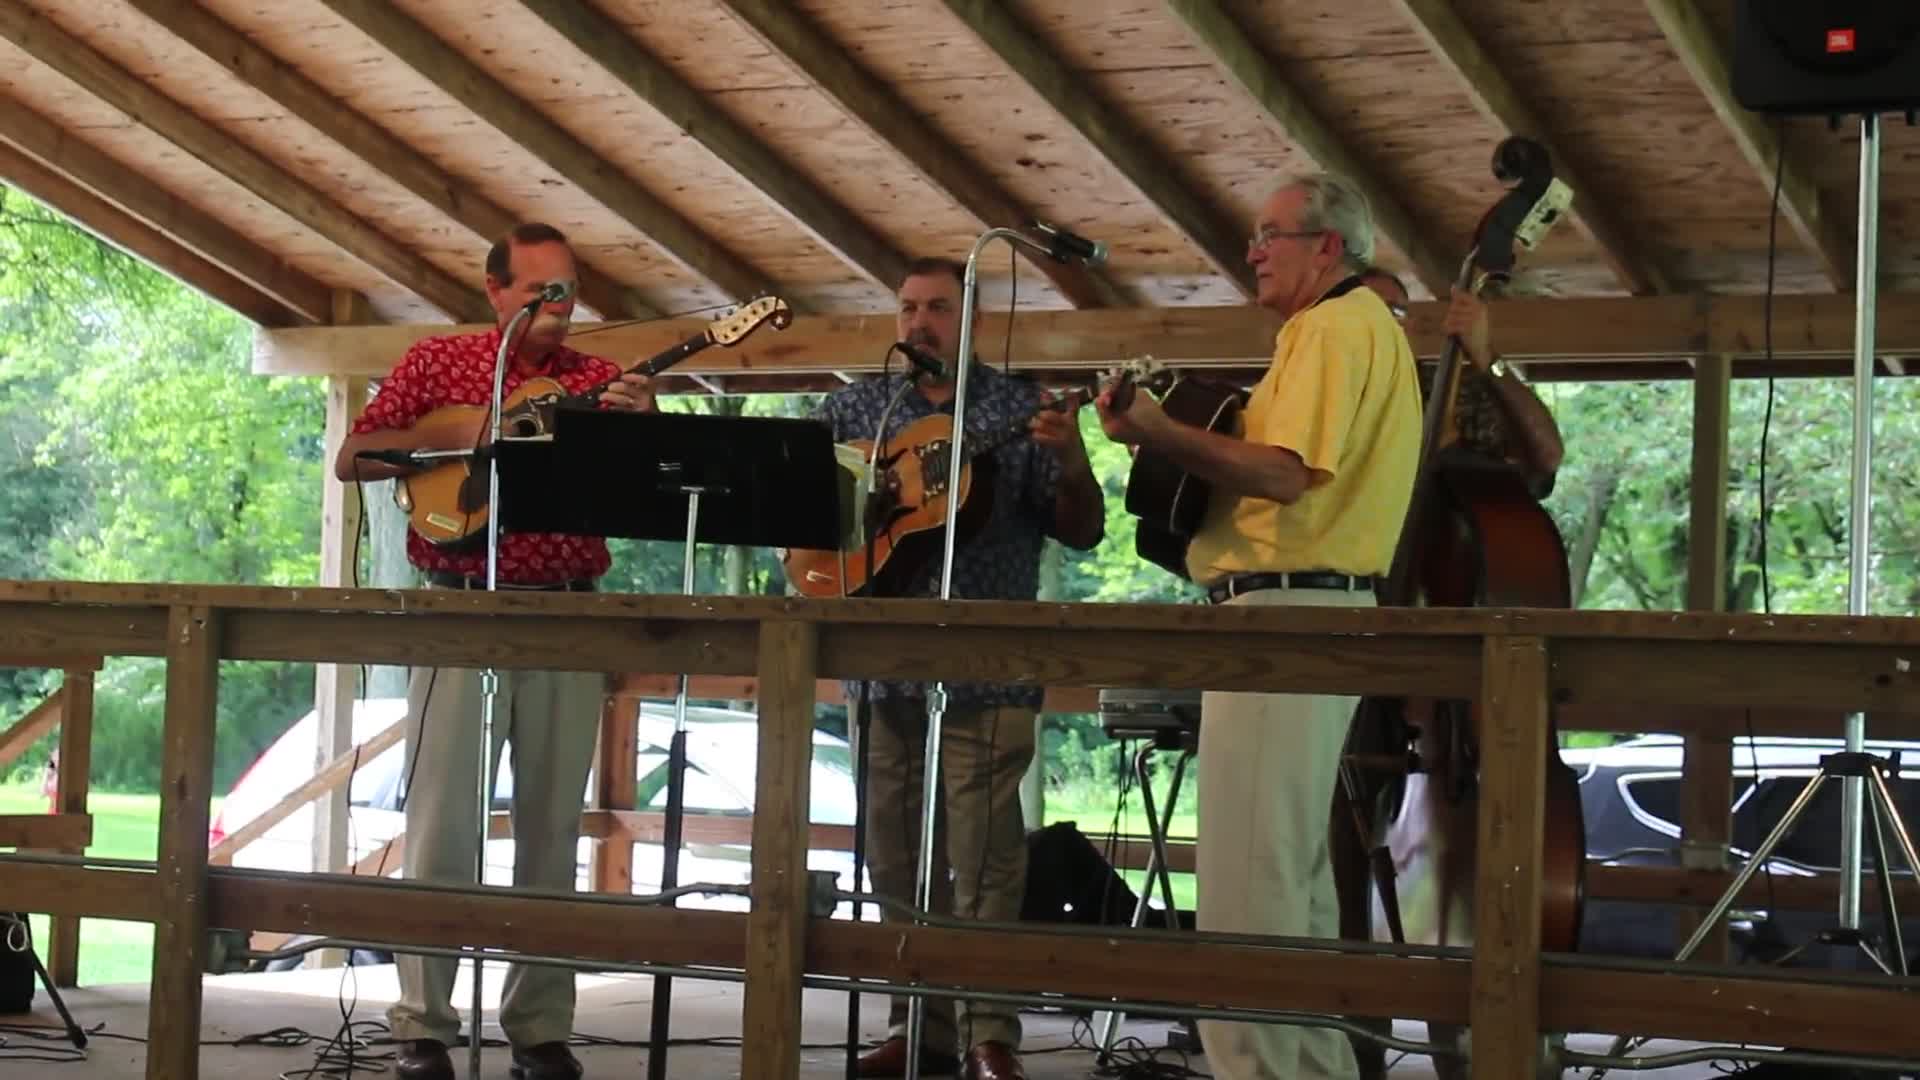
[
  {"xmin": 394, "ymin": 1039, "xmax": 454, "ymax": 1080},
  {"xmin": 510, "ymin": 1041, "xmax": 585, "ymax": 1080}
]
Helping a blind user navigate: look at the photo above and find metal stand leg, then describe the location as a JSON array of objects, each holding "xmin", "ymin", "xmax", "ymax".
[
  {"xmin": 648, "ymin": 489, "xmax": 706, "ymax": 1080},
  {"xmin": 1093, "ymin": 740, "xmax": 1194, "ymax": 1060},
  {"xmin": 845, "ymin": 684, "xmax": 874, "ymax": 1079}
]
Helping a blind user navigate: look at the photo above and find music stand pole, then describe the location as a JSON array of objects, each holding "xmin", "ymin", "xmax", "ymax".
[
  {"xmin": 646, "ymin": 473, "xmax": 713, "ymax": 1080},
  {"xmin": 904, "ymin": 226, "xmax": 1057, "ymax": 1080},
  {"xmin": 1840, "ymin": 111, "xmax": 1880, "ymax": 929}
]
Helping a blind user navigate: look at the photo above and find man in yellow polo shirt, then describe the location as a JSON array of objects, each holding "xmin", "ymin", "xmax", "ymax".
[{"xmin": 1095, "ymin": 172, "xmax": 1420, "ymax": 1080}]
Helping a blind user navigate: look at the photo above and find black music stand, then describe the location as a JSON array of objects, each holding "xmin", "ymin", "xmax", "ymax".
[{"xmin": 497, "ymin": 407, "xmax": 840, "ymax": 1080}]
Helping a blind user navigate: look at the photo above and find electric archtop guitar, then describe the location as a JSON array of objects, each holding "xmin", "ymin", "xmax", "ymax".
[
  {"xmin": 781, "ymin": 358, "xmax": 1167, "ymax": 598},
  {"xmin": 396, "ymin": 295, "xmax": 793, "ymax": 547}
]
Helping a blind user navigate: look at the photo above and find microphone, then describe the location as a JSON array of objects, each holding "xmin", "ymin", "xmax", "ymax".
[
  {"xmin": 521, "ymin": 280, "xmax": 576, "ymax": 311},
  {"xmin": 893, "ymin": 341, "xmax": 946, "ymax": 380},
  {"xmin": 1030, "ymin": 220, "xmax": 1108, "ymax": 265},
  {"xmin": 354, "ymin": 448, "xmax": 421, "ymax": 467}
]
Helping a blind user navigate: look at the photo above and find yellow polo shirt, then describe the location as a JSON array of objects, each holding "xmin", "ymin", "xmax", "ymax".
[{"xmin": 1184, "ymin": 285, "xmax": 1421, "ymax": 581}]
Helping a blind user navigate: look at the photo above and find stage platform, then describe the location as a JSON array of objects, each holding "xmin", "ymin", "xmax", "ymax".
[{"xmin": 0, "ymin": 961, "xmax": 1737, "ymax": 1079}]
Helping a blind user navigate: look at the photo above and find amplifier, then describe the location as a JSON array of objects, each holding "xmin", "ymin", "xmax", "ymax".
[{"xmin": 1098, "ymin": 688, "xmax": 1202, "ymax": 745}]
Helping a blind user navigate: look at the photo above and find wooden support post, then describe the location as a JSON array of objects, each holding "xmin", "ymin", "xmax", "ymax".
[
  {"xmin": 1471, "ymin": 635, "xmax": 1550, "ymax": 1080},
  {"xmin": 148, "ymin": 606, "xmax": 220, "ymax": 1080},
  {"xmin": 739, "ymin": 619, "xmax": 819, "ymax": 1080},
  {"xmin": 1681, "ymin": 353, "xmax": 1734, "ymax": 963},
  {"xmin": 312, "ymin": 375, "xmax": 366, "ymax": 967},
  {"xmin": 47, "ymin": 667, "xmax": 92, "ymax": 986},
  {"xmin": 589, "ymin": 695, "xmax": 638, "ymax": 894}
]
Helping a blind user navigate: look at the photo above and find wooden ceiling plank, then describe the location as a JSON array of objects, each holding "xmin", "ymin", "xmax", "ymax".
[
  {"xmin": 314, "ymin": 0, "xmax": 776, "ymax": 304},
  {"xmin": 0, "ymin": 140, "xmax": 301, "ymax": 326},
  {"xmin": 0, "ymin": 0, "xmax": 488, "ymax": 322},
  {"xmin": 716, "ymin": 0, "xmax": 1126, "ymax": 308},
  {"xmin": 1164, "ymin": 0, "xmax": 1455, "ymax": 297},
  {"xmin": 118, "ymin": 0, "xmax": 650, "ymax": 321},
  {"xmin": 519, "ymin": 0, "xmax": 908, "ymax": 294},
  {"xmin": 0, "ymin": 100, "xmax": 335, "ymax": 324},
  {"xmin": 1642, "ymin": 0, "xmax": 1852, "ymax": 290},
  {"xmin": 1389, "ymin": 0, "xmax": 1673, "ymax": 296},
  {"xmin": 936, "ymin": 0, "xmax": 1256, "ymax": 299}
]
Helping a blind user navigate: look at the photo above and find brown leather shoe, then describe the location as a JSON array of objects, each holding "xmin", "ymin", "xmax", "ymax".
[
  {"xmin": 855, "ymin": 1035, "xmax": 960, "ymax": 1077},
  {"xmin": 963, "ymin": 1041, "xmax": 1025, "ymax": 1080},
  {"xmin": 393, "ymin": 1039, "xmax": 454, "ymax": 1080},
  {"xmin": 509, "ymin": 1041, "xmax": 584, "ymax": 1080}
]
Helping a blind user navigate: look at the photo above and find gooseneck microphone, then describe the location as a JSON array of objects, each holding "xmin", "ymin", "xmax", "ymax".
[
  {"xmin": 1030, "ymin": 220, "xmax": 1108, "ymax": 265},
  {"xmin": 893, "ymin": 341, "xmax": 947, "ymax": 380}
]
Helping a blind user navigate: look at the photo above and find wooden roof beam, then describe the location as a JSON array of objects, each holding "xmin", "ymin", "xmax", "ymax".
[
  {"xmin": 0, "ymin": 0, "xmax": 489, "ymax": 323},
  {"xmin": 936, "ymin": 0, "xmax": 1257, "ymax": 299},
  {"xmin": 716, "ymin": 0, "xmax": 1127, "ymax": 309},
  {"xmin": 255, "ymin": 291, "xmax": 1920, "ymax": 378},
  {"xmin": 0, "ymin": 100, "xmax": 335, "ymax": 324},
  {"xmin": 1164, "ymin": 0, "xmax": 1455, "ymax": 298},
  {"xmin": 117, "ymin": 0, "xmax": 650, "ymax": 322},
  {"xmin": 519, "ymin": 0, "xmax": 909, "ymax": 296},
  {"xmin": 0, "ymin": 142, "xmax": 302, "ymax": 327},
  {"xmin": 1389, "ymin": 0, "xmax": 1673, "ymax": 296},
  {"xmin": 1643, "ymin": 0, "xmax": 1852, "ymax": 290},
  {"xmin": 316, "ymin": 0, "xmax": 777, "ymax": 305}
]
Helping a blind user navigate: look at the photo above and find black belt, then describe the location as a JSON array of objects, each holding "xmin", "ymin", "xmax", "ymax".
[
  {"xmin": 1206, "ymin": 571, "xmax": 1373, "ymax": 604},
  {"xmin": 425, "ymin": 571, "xmax": 596, "ymax": 593}
]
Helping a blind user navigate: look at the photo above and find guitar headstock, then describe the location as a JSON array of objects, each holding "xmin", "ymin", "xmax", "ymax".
[
  {"xmin": 1101, "ymin": 354, "xmax": 1173, "ymax": 413},
  {"xmin": 710, "ymin": 295, "xmax": 794, "ymax": 346}
]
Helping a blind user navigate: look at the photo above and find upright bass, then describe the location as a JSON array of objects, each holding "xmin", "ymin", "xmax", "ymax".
[{"xmin": 1334, "ymin": 138, "xmax": 1586, "ymax": 1069}]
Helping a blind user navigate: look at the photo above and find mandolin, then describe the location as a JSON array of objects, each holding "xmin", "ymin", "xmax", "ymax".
[
  {"xmin": 782, "ymin": 358, "xmax": 1165, "ymax": 598},
  {"xmin": 395, "ymin": 296, "xmax": 793, "ymax": 547}
]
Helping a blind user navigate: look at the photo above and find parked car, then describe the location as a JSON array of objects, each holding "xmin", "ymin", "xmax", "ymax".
[
  {"xmin": 210, "ymin": 697, "xmax": 865, "ymax": 964},
  {"xmin": 1565, "ymin": 733, "xmax": 1920, "ymax": 970}
]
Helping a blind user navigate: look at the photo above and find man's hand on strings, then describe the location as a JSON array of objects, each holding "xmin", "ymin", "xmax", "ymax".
[{"xmin": 601, "ymin": 372, "xmax": 657, "ymax": 412}]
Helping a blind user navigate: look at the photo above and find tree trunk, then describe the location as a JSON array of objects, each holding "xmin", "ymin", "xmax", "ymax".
[{"xmin": 1568, "ymin": 467, "xmax": 1619, "ymax": 607}]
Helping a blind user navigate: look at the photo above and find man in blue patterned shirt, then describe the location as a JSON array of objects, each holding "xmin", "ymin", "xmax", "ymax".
[{"xmin": 815, "ymin": 257, "xmax": 1103, "ymax": 1080}]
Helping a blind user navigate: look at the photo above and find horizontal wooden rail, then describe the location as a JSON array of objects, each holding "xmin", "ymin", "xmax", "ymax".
[{"xmin": 0, "ymin": 813, "xmax": 91, "ymax": 849}]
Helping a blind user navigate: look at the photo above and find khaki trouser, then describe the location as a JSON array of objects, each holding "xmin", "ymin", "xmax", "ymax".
[
  {"xmin": 861, "ymin": 697, "xmax": 1036, "ymax": 1054},
  {"xmin": 385, "ymin": 663, "xmax": 605, "ymax": 1048},
  {"xmin": 1198, "ymin": 586, "xmax": 1373, "ymax": 1080}
]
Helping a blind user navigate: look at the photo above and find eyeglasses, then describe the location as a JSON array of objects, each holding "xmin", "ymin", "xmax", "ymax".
[{"xmin": 1247, "ymin": 226, "xmax": 1324, "ymax": 252}]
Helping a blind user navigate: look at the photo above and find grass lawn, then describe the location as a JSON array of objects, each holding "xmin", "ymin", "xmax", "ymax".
[{"xmin": 0, "ymin": 782, "xmax": 186, "ymax": 986}]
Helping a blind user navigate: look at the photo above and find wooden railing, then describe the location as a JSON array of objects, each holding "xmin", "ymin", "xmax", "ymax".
[
  {"xmin": 0, "ymin": 582, "xmax": 1916, "ymax": 1080},
  {"xmin": 0, "ymin": 656, "xmax": 98, "ymax": 987}
]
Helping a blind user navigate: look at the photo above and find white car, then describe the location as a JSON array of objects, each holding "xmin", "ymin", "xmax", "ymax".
[{"xmin": 209, "ymin": 698, "xmax": 864, "ymax": 936}]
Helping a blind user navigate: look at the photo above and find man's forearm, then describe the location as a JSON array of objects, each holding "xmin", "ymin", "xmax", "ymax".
[
  {"xmin": 1053, "ymin": 461, "xmax": 1105, "ymax": 550},
  {"xmin": 1487, "ymin": 372, "xmax": 1564, "ymax": 476},
  {"xmin": 1137, "ymin": 420, "xmax": 1309, "ymax": 505}
]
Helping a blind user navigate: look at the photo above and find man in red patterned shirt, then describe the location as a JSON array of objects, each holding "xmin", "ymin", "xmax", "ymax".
[{"xmin": 335, "ymin": 223, "xmax": 654, "ymax": 1080}]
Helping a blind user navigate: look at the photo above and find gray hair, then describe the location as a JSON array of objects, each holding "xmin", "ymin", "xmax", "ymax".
[{"xmin": 1289, "ymin": 173, "xmax": 1374, "ymax": 272}]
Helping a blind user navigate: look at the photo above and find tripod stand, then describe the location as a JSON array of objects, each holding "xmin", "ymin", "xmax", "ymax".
[
  {"xmin": 0, "ymin": 914, "xmax": 87, "ymax": 1052},
  {"xmin": 1593, "ymin": 108, "xmax": 1916, "ymax": 1077}
]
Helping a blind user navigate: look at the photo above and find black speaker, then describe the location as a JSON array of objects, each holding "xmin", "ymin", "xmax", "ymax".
[
  {"xmin": 1019, "ymin": 822, "xmax": 1139, "ymax": 926},
  {"xmin": 1732, "ymin": 1, "xmax": 1920, "ymax": 115},
  {"xmin": 0, "ymin": 915, "xmax": 34, "ymax": 1014}
]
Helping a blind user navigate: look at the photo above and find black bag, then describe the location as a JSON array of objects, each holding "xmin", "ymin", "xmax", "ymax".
[{"xmin": 0, "ymin": 914, "xmax": 35, "ymax": 1014}]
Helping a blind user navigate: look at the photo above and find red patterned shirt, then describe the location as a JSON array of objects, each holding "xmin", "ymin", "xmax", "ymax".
[{"xmin": 354, "ymin": 329, "xmax": 619, "ymax": 583}]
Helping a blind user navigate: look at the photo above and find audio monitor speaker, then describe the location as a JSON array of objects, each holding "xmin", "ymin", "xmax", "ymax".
[{"xmin": 1732, "ymin": 1, "xmax": 1920, "ymax": 115}]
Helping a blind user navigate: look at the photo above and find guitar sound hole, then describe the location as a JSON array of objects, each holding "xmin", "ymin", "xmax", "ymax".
[{"xmin": 507, "ymin": 416, "xmax": 540, "ymax": 438}]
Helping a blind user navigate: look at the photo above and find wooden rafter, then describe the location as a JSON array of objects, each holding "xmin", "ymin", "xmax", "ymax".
[
  {"xmin": 0, "ymin": 139, "xmax": 302, "ymax": 326},
  {"xmin": 1642, "ymin": 0, "xmax": 1852, "ymax": 290},
  {"xmin": 118, "ymin": 0, "xmax": 650, "ymax": 322},
  {"xmin": 1388, "ymin": 0, "xmax": 1673, "ymax": 296},
  {"xmin": 315, "ymin": 0, "xmax": 777, "ymax": 304},
  {"xmin": 936, "ymin": 0, "xmax": 1257, "ymax": 299},
  {"xmin": 0, "ymin": 100, "xmax": 335, "ymax": 324},
  {"xmin": 0, "ymin": 0, "xmax": 488, "ymax": 322},
  {"xmin": 1163, "ymin": 0, "xmax": 1455, "ymax": 297},
  {"xmin": 519, "ymin": 0, "xmax": 908, "ymax": 295},
  {"xmin": 716, "ymin": 0, "xmax": 1126, "ymax": 309}
]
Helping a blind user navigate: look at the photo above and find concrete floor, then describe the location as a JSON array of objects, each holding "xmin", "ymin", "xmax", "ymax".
[{"xmin": 0, "ymin": 961, "xmax": 1734, "ymax": 1079}]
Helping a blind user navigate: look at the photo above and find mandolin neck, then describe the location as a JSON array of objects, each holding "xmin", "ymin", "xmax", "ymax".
[{"xmin": 562, "ymin": 331, "xmax": 716, "ymax": 407}]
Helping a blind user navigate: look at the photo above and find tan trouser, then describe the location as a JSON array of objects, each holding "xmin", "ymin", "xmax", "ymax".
[
  {"xmin": 1198, "ymin": 586, "xmax": 1372, "ymax": 1080},
  {"xmin": 861, "ymin": 697, "xmax": 1035, "ymax": 1054},
  {"xmin": 385, "ymin": 663, "xmax": 605, "ymax": 1048}
]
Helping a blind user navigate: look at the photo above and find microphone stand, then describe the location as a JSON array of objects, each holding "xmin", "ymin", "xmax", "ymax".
[
  {"xmin": 466, "ymin": 299, "xmax": 535, "ymax": 1080},
  {"xmin": 902, "ymin": 225, "xmax": 1072, "ymax": 1080}
]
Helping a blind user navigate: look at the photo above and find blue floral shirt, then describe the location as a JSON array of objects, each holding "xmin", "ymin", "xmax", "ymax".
[{"xmin": 812, "ymin": 363, "xmax": 1069, "ymax": 709}]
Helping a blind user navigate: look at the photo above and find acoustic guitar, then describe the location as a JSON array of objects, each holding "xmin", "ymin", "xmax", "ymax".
[
  {"xmin": 782, "ymin": 358, "xmax": 1165, "ymax": 598},
  {"xmin": 395, "ymin": 295, "xmax": 793, "ymax": 547},
  {"xmin": 1122, "ymin": 374, "xmax": 1248, "ymax": 579}
]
